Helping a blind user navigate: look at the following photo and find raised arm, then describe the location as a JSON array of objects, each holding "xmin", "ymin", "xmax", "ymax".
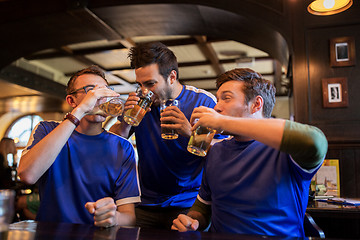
[
  {"xmin": 191, "ymin": 107, "xmax": 328, "ymax": 169},
  {"xmin": 18, "ymin": 87, "xmax": 118, "ymax": 185},
  {"xmin": 18, "ymin": 118, "xmax": 78, "ymax": 185},
  {"xmin": 280, "ymin": 120, "xmax": 328, "ymax": 169},
  {"xmin": 190, "ymin": 106, "xmax": 285, "ymax": 149}
]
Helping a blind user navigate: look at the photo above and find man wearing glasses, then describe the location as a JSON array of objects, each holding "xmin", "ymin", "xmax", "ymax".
[{"xmin": 18, "ymin": 65, "xmax": 140, "ymax": 227}]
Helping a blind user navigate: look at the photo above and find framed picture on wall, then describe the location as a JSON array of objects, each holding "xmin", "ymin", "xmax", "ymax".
[
  {"xmin": 322, "ymin": 77, "xmax": 348, "ymax": 108},
  {"xmin": 312, "ymin": 159, "xmax": 340, "ymax": 197},
  {"xmin": 330, "ymin": 37, "xmax": 356, "ymax": 67}
]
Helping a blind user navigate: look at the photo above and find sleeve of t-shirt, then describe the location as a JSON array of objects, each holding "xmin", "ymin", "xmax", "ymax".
[
  {"xmin": 198, "ymin": 163, "xmax": 212, "ymax": 205},
  {"xmin": 22, "ymin": 121, "xmax": 55, "ymax": 156},
  {"xmin": 114, "ymin": 141, "xmax": 141, "ymax": 206},
  {"xmin": 280, "ymin": 120, "xmax": 328, "ymax": 169}
]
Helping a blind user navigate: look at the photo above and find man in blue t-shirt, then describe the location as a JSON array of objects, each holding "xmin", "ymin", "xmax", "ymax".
[
  {"xmin": 110, "ymin": 42, "xmax": 218, "ymax": 229},
  {"xmin": 172, "ymin": 68, "xmax": 328, "ymax": 237},
  {"xmin": 18, "ymin": 66, "xmax": 140, "ymax": 227}
]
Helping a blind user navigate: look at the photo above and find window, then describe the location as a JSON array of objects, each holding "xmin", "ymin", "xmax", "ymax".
[{"xmin": 5, "ymin": 115, "xmax": 43, "ymax": 165}]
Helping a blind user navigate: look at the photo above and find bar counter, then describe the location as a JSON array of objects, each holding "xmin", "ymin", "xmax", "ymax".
[
  {"xmin": 0, "ymin": 221, "xmax": 309, "ymax": 240},
  {"xmin": 306, "ymin": 200, "xmax": 360, "ymax": 239}
]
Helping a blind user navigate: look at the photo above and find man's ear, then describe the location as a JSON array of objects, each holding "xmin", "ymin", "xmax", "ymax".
[
  {"xmin": 168, "ymin": 70, "xmax": 177, "ymax": 85},
  {"xmin": 66, "ymin": 95, "xmax": 77, "ymax": 108},
  {"xmin": 251, "ymin": 96, "xmax": 264, "ymax": 114}
]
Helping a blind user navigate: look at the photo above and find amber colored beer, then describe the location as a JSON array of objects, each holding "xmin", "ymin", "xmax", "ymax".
[
  {"xmin": 161, "ymin": 114, "xmax": 178, "ymax": 139},
  {"xmin": 98, "ymin": 99, "xmax": 124, "ymax": 117},
  {"xmin": 123, "ymin": 97, "xmax": 152, "ymax": 126},
  {"xmin": 187, "ymin": 126, "xmax": 216, "ymax": 157},
  {"xmin": 160, "ymin": 99, "xmax": 179, "ymax": 140}
]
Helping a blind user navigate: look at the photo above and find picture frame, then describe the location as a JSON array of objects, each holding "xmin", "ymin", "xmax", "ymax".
[
  {"xmin": 322, "ymin": 77, "xmax": 348, "ymax": 108},
  {"xmin": 330, "ymin": 37, "xmax": 356, "ymax": 67},
  {"xmin": 312, "ymin": 159, "xmax": 340, "ymax": 197}
]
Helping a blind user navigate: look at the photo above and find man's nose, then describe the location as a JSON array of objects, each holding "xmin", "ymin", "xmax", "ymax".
[{"xmin": 214, "ymin": 104, "xmax": 222, "ymax": 113}]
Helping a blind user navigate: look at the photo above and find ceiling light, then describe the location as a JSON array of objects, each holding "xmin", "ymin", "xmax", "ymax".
[{"xmin": 308, "ymin": 0, "xmax": 353, "ymax": 15}]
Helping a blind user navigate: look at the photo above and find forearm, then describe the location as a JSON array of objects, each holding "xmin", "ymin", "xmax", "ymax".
[
  {"xmin": 109, "ymin": 121, "xmax": 132, "ymax": 138},
  {"xmin": 187, "ymin": 211, "xmax": 208, "ymax": 231},
  {"xmin": 115, "ymin": 205, "xmax": 136, "ymax": 226},
  {"xmin": 188, "ymin": 198, "xmax": 211, "ymax": 231},
  {"xmin": 18, "ymin": 120, "xmax": 76, "ymax": 184},
  {"xmin": 280, "ymin": 120, "xmax": 328, "ymax": 169},
  {"xmin": 18, "ymin": 109, "xmax": 84, "ymax": 184},
  {"xmin": 219, "ymin": 117, "xmax": 286, "ymax": 149}
]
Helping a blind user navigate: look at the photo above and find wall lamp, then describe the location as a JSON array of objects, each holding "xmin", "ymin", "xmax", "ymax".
[{"xmin": 308, "ymin": 0, "xmax": 353, "ymax": 15}]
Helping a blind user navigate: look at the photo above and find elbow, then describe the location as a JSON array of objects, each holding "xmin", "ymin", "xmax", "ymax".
[
  {"xmin": 18, "ymin": 169, "xmax": 38, "ymax": 185},
  {"xmin": 311, "ymin": 128, "xmax": 328, "ymax": 159},
  {"xmin": 304, "ymin": 129, "xmax": 329, "ymax": 167},
  {"xmin": 18, "ymin": 154, "xmax": 40, "ymax": 185}
]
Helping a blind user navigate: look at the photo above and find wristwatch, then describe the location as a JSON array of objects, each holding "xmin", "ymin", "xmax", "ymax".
[{"xmin": 63, "ymin": 113, "xmax": 80, "ymax": 127}]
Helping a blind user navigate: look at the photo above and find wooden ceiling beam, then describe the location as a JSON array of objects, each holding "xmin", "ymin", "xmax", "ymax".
[
  {"xmin": 60, "ymin": 46, "xmax": 99, "ymax": 68},
  {"xmin": 26, "ymin": 37, "xmax": 200, "ymax": 60},
  {"xmin": 67, "ymin": 6, "xmax": 136, "ymax": 49},
  {"xmin": 67, "ymin": 7, "xmax": 123, "ymax": 41},
  {"xmin": 103, "ymin": 56, "xmax": 274, "ymax": 72},
  {"xmin": 180, "ymin": 71, "xmax": 276, "ymax": 82},
  {"xmin": 180, "ymin": 77, "xmax": 217, "ymax": 82},
  {"xmin": 157, "ymin": 38, "xmax": 198, "ymax": 46},
  {"xmin": 25, "ymin": 45, "xmax": 125, "ymax": 60},
  {"xmin": 194, "ymin": 35, "xmax": 225, "ymax": 76},
  {"xmin": 119, "ymin": 38, "xmax": 136, "ymax": 49},
  {"xmin": 0, "ymin": 65, "xmax": 66, "ymax": 99}
]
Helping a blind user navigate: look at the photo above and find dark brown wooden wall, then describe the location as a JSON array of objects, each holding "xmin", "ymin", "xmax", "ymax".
[
  {"xmin": 327, "ymin": 145, "xmax": 360, "ymax": 197},
  {"xmin": 291, "ymin": 1, "xmax": 360, "ymax": 197},
  {"xmin": 306, "ymin": 24, "xmax": 360, "ymax": 143},
  {"xmin": 306, "ymin": 24, "xmax": 360, "ymax": 197}
]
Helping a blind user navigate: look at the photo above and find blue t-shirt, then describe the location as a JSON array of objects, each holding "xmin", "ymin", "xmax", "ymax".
[
  {"xmin": 23, "ymin": 121, "xmax": 140, "ymax": 224},
  {"xmin": 198, "ymin": 138, "xmax": 322, "ymax": 237},
  {"xmin": 134, "ymin": 85, "xmax": 217, "ymax": 207}
]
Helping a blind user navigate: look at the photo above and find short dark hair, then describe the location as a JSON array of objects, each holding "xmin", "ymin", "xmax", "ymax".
[
  {"xmin": 216, "ymin": 68, "xmax": 276, "ymax": 118},
  {"xmin": 128, "ymin": 42, "xmax": 179, "ymax": 80},
  {"xmin": 66, "ymin": 65, "xmax": 108, "ymax": 95}
]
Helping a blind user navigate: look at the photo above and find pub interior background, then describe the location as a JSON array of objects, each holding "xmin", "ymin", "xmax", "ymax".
[{"xmin": 0, "ymin": 0, "xmax": 360, "ymax": 237}]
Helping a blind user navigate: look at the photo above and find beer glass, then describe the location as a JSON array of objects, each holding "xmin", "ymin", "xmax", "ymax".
[
  {"xmin": 98, "ymin": 97, "xmax": 124, "ymax": 117},
  {"xmin": 160, "ymin": 99, "xmax": 180, "ymax": 140},
  {"xmin": 123, "ymin": 88, "xmax": 154, "ymax": 126},
  {"xmin": 0, "ymin": 189, "xmax": 15, "ymax": 232},
  {"xmin": 187, "ymin": 123, "xmax": 216, "ymax": 157}
]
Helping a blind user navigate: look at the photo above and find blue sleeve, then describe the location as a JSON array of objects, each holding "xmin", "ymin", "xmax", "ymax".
[
  {"xmin": 23, "ymin": 121, "xmax": 58, "ymax": 153},
  {"xmin": 198, "ymin": 161, "xmax": 212, "ymax": 204},
  {"xmin": 114, "ymin": 140, "xmax": 140, "ymax": 205}
]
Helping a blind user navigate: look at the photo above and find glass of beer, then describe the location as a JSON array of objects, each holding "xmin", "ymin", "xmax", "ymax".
[
  {"xmin": 98, "ymin": 97, "xmax": 124, "ymax": 117},
  {"xmin": 187, "ymin": 122, "xmax": 216, "ymax": 157},
  {"xmin": 160, "ymin": 99, "xmax": 180, "ymax": 140},
  {"xmin": 123, "ymin": 88, "xmax": 154, "ymax": 126}
]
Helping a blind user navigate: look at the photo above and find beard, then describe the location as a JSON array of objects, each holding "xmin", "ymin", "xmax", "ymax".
[{"xmin": 154, "ymin": 84, "xmax": 173, "ymax": 106}]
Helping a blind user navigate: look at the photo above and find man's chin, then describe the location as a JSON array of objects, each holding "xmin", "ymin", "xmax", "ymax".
[{"xmin": 85, "ymin": 114, "xmax": 107, "ymax": 122}]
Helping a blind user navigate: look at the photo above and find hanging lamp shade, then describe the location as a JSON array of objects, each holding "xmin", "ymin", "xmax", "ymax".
[{"xmin": 308, "ymin": 0, "xmax": 353, "ymax": 15}]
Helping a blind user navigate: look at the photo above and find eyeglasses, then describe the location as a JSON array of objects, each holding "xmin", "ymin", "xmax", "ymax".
[{"xmin": 69, "ymin": 85, "xmax": 114, "ymax": 95}]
